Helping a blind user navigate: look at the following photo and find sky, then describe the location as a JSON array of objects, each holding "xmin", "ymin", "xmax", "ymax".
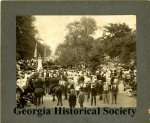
[{"xmin": 34, "ymin": 15, "xmax": 136, "ymax": 55}]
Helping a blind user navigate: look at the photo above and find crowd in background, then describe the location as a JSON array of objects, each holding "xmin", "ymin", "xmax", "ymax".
[
  {"xmin": 16, "ymin": 59, "xmax": 37, "ymax": 71},
  {"xmin": 16, "ymin": 59, "xmax": 137, "ymax": 108}
]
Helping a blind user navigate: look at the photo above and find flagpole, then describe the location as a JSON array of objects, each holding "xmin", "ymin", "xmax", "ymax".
[{"xmin": 34, "ymin": 42, "xmax": 38, "ymax": 71}]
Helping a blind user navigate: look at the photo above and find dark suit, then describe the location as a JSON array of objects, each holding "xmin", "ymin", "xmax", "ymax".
[
  {"xmin": 111, "ymin": 84, "xmax": 118, "ymax": 104},
  {"xmin": 91, "ymin": 87, "xmax": 97, "ymax": 106},
  {"xmin": 69, "ymin": 94, "xmax": 76, "ymax": 108},
  {"xmin": 98, "ymin": 83, "xmax": 103, "ymax": 100}
]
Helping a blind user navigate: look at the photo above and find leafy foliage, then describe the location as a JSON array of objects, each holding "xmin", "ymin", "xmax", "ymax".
[
  {"xmin": 102, "ymin": 23, "xmax": 136, "ymax": 64},
  {"xmin": 55, "ymin": 17, "xmax": 136, "ymax": 70},
  {"xmin": 16, "ymin": 16, "xmax": 51, "ymax": 60},
  {"xmin": 55, "ymin": 17, "xmax": 98, "ymax": 68}
]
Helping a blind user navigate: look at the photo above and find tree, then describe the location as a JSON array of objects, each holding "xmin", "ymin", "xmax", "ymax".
[
  {"xmin": 103, "ymin": 23, "xmax": 132, "ymax": 39},
  {"xmin": 16, "ymin": 16, "xmax": 51, "ymax": 60},
  {"xmin": 16, "ymin": 16, "xmax": 37, "ymax": 59},
  {"xmin": 102, "ymin": 23, "xmax": 136, "ymax": 64},
  {"xmin": 119, "ymin": 30, "xmax": 136, "ymax": 64},
  {"xmin": 55, "ymin": 17, "xmax": 97, "ymax": 68},
  {"xmin": 89, "ymin": 38, "xmax": 106, "ymax": 72}
]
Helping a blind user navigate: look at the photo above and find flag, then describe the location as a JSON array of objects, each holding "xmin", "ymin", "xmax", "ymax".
[{"xmin": 34, "ymin": 43, "xmax": 37, "ymax": 58}]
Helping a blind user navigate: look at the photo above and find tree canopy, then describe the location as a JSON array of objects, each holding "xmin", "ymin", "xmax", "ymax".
[
  {"xmin": 16, "ymin": 16, "xmax": 51, "ymax": 60},
  {"xmin": 55, "ymin": 17, "xmax": 136, "ymax": 71},
  {"xmin": 102, "ymin": 23, "xmax": 136, "ymax": 64},
  {"xmin": 55, "ymin": 17, "xmax": 98, "ymax": 68}
]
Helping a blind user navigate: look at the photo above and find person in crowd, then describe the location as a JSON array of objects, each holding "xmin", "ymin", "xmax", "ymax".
[
  {"xmin": 101, "ymin": 72, "xmax": 106, "ymax": 83},
  {"xmin": 86, "ymin": 81, "xmax": 91, "ymax": 101},
  {"xmin": 119, "ymin": 69, "xmax": 123, "ymax": 79},
  {"xmin": 43, "ymin": 70, "xmax": 47, "ymax": 92},
  {"xmin": 27, "ymin": 77, "xmax": 35, "ymax": 94},
  {"xmin": 78, "ymin": 74, "xmax": 85, "ymax": 84},
  {"xmin": 75, "ymin": 83, "xmax": 80, "ymax": 98},
  {"xmin": 69, "ymin": 83, "xmax": 75, "ymax": 93},
  {"xmin": 110, "ymin": 75, "xmax": 114, "ymax": 90},
  {"xmin": 45, "ymin": 76, "xmax": 50, "ymax": 94},
  {"xmin": 34, "ymin": 77, "xmax": 44, "ymax": 89},
  {"xmin": 49, "ymin": 73, "xmax": 59, "ymax": 94},
  {"xmin": 111, "ymin": 81, "xmax": 119, "ymax": 104},
  {"xmin": 78, "ymin": 87, "xmax": 85, "ymax": 108},
  {"xmin": 68, "ymin": 89, "xmax": 76, "ymax": 108},
  {"xmin": 91, "ymin": 83, "xmax": 97, "ymax": 106},
  {"xmin": 103, "ymin": 82, "xmax": 109, "ymax": 104},
  {"xmin": 98, "ymin": 80, "xmax": 103, "ymax": 100},
  {"xmin": 114, "ymin": 69, "xmax": 117, "ymax": 77},
  {"xmin": 96, "ymin": 70, "xmax": 101, "ymax": 80},
  {"xmin": 62, "ymin": 74, "xmax": 69, "ymax": 100},
  {"xmin": 110, "ymin": 70, "xmax": 113, "ymax": 78}
]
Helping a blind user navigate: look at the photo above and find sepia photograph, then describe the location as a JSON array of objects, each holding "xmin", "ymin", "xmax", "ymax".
[{"xmin": 16, "ymin": 15, "xmax": 136, "ymax": 108}]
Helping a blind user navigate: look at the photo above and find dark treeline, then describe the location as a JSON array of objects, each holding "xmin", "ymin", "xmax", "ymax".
[
  {"xmin": 16, "ymin": 16, "xmax": 51, "ymax": 60},
  {"xmin": 55, "ymin": 17, "xmax": 136, "ymax": 70},
  {"xmin": 16, "ymin": 16, "xmax": 136, "ymax": 71}
]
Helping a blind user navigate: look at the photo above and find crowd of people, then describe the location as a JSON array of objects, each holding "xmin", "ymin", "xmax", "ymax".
[
  {"xmin": 16, "ymin": 59, "xmax": 137, "ymax": 108},
  {"xmin": 16, "ymin": 59, "xmax": 37, "ymax": 71}
]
